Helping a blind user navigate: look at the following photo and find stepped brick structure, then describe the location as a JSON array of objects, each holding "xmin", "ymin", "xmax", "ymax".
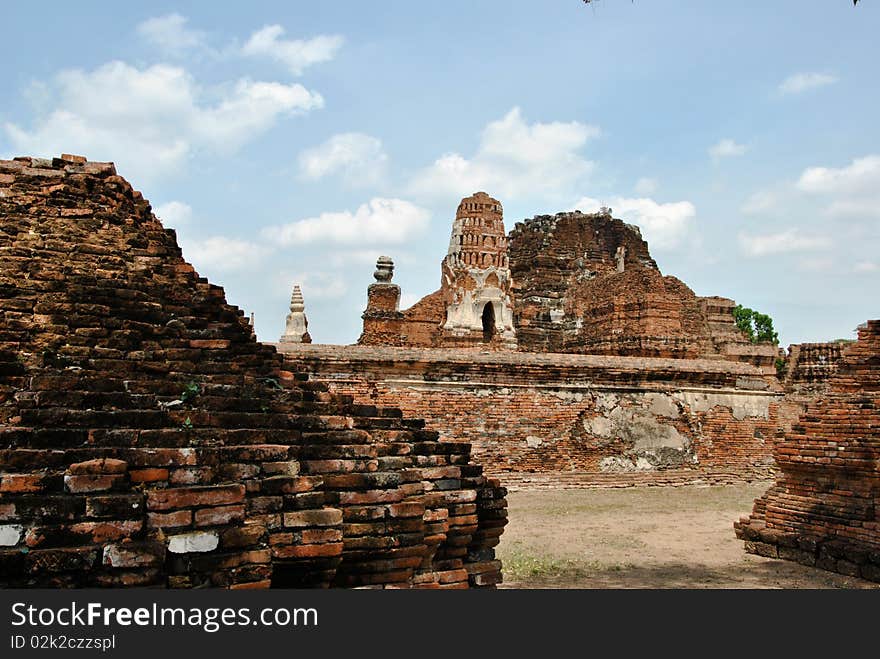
[
  {"xmin": 508, "ymin": 211, "xmax": 777, "ymax": 370},
  {"xmin": 735, "ymin": 320, "xmax": 880, "ymax": 582},
  {"xmin": 781, "ymin": 341, "xmax": 848, "ymax": 395},
  {"xmin": 0, "ymin": 155, "xmax": 507, "ymax": 589}
]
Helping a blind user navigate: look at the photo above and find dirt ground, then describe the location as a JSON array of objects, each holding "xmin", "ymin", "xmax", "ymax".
[{"xmin": 496, "ymin": 482, "xmax": 879, "ymax": 589}]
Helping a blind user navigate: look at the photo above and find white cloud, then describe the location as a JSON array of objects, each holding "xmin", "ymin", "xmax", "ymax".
[
  {"xmin": 409, "ymin": 107, "xmax": 600, "ymax": 201},
  {"xmin": 153, "ymin": 201, "xmax": 193, "ymax": 228},
  {"xmin": 242, "ymin": 25, "xmax": 344, "ymax": 75},
  {"xmin": 854, "ymin": 261, "xmax": 879, "ymax": 273},
  {"xmin": 137, "ymin": 14, "xmax": 205, "ymax": 55},
  {"xmin": 796, "ymin": 155, "xmax": 880, "ymax": 195},
  {"xmin": 709, "ymin": 138, "xmax": 748, "ymax": 160},
  {"xmin": 634, "ymin": 177, "xmax": 658, "ymax": 195},
  {"xmin": 329, "ymin": 249, "xmax": 416, "ymax": 268},
  {"xmin": 741, "ymin": 190, "xmax": 779, "ymax": 215},
  {"xmin": 778, "ymin": 72, "xmax": 838, "ymax": 96},
  {"xmin": 572, "ymin": 196, "xmax": 696, "ymax": 250},
  {"xmin": 298, "ymin": 133, "xmax": 387, "ymax": 185},
  {"xmin": 262, "ymin": 198, "xmax": 430, "ymax": 246},
  {"xmin": 795, "ymin": 155, "xmax": 880, "ymax": 219},
  {"xmin": 180, "ymin": 236, "xmax": 272, "ymax": 273},
  {"xmin": 273, "ymin": 271, "xmax": 347, "ymax": 299},
  {"xmin": 796, "ymin": 257, "xmax": 834, "ymax": 273},
  {"xmin": 3, "ymin": 61, "xmax": 323, "ymax": 182},
  {"xmin": 738, "ymin": 230, "xmax": 831, "ymax": 257}
]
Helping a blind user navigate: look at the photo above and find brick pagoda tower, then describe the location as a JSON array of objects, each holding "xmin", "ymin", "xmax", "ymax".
[{"xmin": 440, "ymin": 192, "xmax": 516, "ymax": 348}]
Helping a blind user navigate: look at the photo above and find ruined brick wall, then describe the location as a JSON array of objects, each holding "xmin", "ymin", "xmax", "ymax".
[
  {"xmin": 279, "ymin": 344, "xmax": 800, "ymax": 487},
  {"xmin": 358, "ymin": 203, "xmax": 778, "ymax": 367},
  {"xmin": 735, "ymin": 320, "xmax": 880, "ymax": 582},
  {"xmin": 782, "ymin": 342, "xmax": 847, "ymax": 393},
  {"xmin": 507, "ymin": 210, "xmax": 777, "ymax": 369},
  {"xmin": 359, "ymin": 289, "xmax": 447, "ymax": 348},
  {"xmin": 0, "ymin": 155, "xmax": 507, "ymax": 588}
]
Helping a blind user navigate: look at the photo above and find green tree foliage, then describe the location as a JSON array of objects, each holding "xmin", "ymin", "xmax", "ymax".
[{"xmin": 733, "ymin": 305, "xmax": 779, "ymax": 345}]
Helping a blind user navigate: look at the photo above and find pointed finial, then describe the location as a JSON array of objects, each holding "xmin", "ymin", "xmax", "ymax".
[{"xmin": 280, "ymin": 283, "xmax": 311, "ymax": 344}]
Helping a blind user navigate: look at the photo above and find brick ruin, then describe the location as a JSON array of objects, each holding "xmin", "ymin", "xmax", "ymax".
[
  {"xmin": 735, "ymin": 321, "xmax": 880, "ymax": 582},
  {"xmin": 358, "ymin": 196, "xmax": 778, "ymax": 373},
  {"xmin": 359, "ymin": 192, "xmax": 517, "ymax": 349},
  {"xmin": 288, "ymin": 192, "xmax": 804, "ymax": 485},
  {"xmin": 508, "ymin": 211, "xmax": 769, "ymax": 364},
  {"xmin": 3, "ymin": 153, "xmax": 873, "ymax": 588},
  {"xmin": 281, "ymin": 344, "xmax": 799, "ymax": 488},
  {"xmin": 0, "ymin": 156, "xmax": 507, "ymax": 588},
  {"xmin": 780, "ymin": 341, "xmax": 848, "ymax": 395}
]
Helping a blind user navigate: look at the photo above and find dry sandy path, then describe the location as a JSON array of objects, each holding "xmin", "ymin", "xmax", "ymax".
[{"xmin": 496, "ymin": 482, "xmax": 878, "ymax": 589}]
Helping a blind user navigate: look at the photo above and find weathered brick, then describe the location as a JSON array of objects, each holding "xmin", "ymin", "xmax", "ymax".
[
  {"xmin": 67, "ymin": 458, "xmax": 127, "ymax": 475},
  {"xmin": 194, "ymin": 505, "xmax": 245, "ymax": 527},
  {"xmin": 147, "ymin": 510, "xmax": 192, "ymax": 529},
  {"xmin": 282, "ymin": 509, "xmax": 343, "ymax": 529},
  {"xmin": 0, "ymin": 474, "xmax": 44, "ymax": 493},
  {"xmin": 271, "ymin": 542, "xmax": 343, "ymax": 559},
  {"xmin": 129, "ymin": 468, "xmax": 169, "ymax": 483},
  {"xmin": 64, "ymin": 474, "xmax": 125, "ymax": 494},
  {"xmin": 146, "ymin": 485, "xmax": 245, "ymax": 511}
]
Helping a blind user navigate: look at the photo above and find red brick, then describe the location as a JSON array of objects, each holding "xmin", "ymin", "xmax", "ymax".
[
  {"xmin": 0, "ymin": 474, "xmax": 43, "ymax": 493},
  {"xmin": 301, "ymin": 528, "xmax": 343, "ymax": 544},
  {"xmin": 146, "ymin": 485, "xmax": 245, "ymax": 511},
  {"xmin": 282, "ymin": 509, "xmax": 343, "ymax": 529},
  {"xmin": 189, "ymin": 339, "xmax": 231, "ymax": 349},
  {"xmin": 194, "ymin": 505, "xmax": 245, "ymax": 527},
  {"xmin": 129, "ymin": 468, "xmax": 169, "ymax": 483},
  {"xmin": 68, "ymin": 459, "xmax": 128, "ymax": 475},
  {"xmin": 271, "ymin": 542, "xmax": 343, "ymax": 559},
  {"xmin": 147, "ymin": 510, "xmax": 192, "ymax": 529},
  {"xmin": 64, "ymin": 474, "xmax": 124, "ymax": 493}
]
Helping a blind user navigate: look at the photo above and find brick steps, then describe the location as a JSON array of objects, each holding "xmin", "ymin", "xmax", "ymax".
[{"xmin": 0, "ymin": 156, "xmax": 507, "ymax": 589}]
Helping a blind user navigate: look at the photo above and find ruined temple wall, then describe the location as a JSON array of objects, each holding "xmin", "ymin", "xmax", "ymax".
[
  {"xmin": 506, "ymin": 211, "xmax": 778, "ymax": 369},
  {"xmin": 735, "ymin": 320, "xmax": 880, "ymax": 582},
  {"xmin": 782, "ymin": 341, "xmax": 847, "ymax": 393},
  {"xmin": 278, "ymin": 345, "xmax": 799, "ymax": 487}
]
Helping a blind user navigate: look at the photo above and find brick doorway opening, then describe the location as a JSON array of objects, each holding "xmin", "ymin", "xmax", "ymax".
[{"xmin": 482, "ymin": 302, "xmax": 496, "ymax": 342}]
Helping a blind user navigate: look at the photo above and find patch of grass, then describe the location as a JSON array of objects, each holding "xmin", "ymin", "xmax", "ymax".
[{"xmin": 498, "ymin": 544, "xmax": 633, "ymax": 583}]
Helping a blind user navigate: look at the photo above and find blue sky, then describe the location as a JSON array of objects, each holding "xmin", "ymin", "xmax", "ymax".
[{"xmin": 2, "ymin": 1, "xmax": 877, "ymax": 346}]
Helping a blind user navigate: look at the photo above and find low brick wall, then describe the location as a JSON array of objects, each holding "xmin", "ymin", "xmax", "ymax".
[{"xmin": 278, "ymin": 345, "xmax": 801, "ymax": 487}]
